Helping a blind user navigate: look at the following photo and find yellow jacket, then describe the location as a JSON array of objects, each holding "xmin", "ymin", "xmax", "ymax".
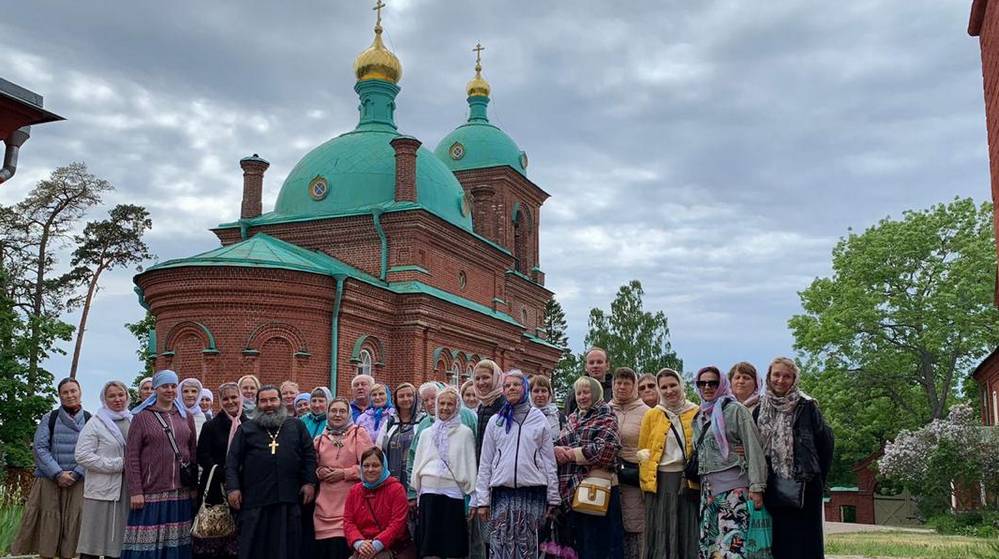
[{"xmin": 636, "ymin": 404, "xmax": 698, "ymax": 494}]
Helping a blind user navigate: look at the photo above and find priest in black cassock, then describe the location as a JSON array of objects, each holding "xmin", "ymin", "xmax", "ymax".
[{"xmin": 226, "ymin": 385, "xmax": 317, "ymax": 559}]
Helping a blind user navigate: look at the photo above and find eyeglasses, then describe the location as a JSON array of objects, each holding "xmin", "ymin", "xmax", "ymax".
[
  {"xmin": 639, "ymin": 384, "xmax": 656, "ymax": 390},
  {"xmin": 696, "ymin": 380, "xmax": 720, "ymax": 388}
]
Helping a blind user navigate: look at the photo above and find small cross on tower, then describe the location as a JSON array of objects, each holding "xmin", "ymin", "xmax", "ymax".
[
  {"xmin": 373, "ymin": 0, "xmax": 386, "ymax": 28},
  {"xmin": 474, "ymin": 42, "xmax": 485, "ymax": 65}
]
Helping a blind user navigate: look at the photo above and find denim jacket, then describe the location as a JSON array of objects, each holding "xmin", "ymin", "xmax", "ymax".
[{"xmin": 692, "ymin": 400, "xmax": 768, "ymax": 493}]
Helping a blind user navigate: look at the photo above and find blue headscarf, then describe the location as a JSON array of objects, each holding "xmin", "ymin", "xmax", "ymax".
[
  {"xmin": 365, "ymin": 384, "xmax": 394, "ymax": 432},
  {"xmin": 362, "ymin": 452, "xmax": 391, "ymax": 489},
  {"xmin": 294, "ymin": 392, "xmax": 311, "ymax": 406},
  {"xmin": 131, "ymin": 370, "xmax": 187, "ymax": 417},
  {"xmin": 496, "ymin": 370, "xmax": 530, "ymax": 434}
]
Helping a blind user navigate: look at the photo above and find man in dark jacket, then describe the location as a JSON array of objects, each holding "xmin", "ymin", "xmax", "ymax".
[
  {"xmin": 563, "ymin": 347, "xmax": 614, "ymax": 415},
  {"xmin": 226, "ymin": 386, "xmax": 317, "ymax": 559}
]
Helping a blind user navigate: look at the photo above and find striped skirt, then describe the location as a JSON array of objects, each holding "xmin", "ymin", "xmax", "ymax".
[
  {"xmin": 489, "ymin": 486, "xmax": 547, "ymax": 559},
  {"xmin": 121, "ymin": 490, "xmax": 193, "ymax": 559}
]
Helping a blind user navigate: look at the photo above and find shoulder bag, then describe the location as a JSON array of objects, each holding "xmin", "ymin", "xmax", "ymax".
[
  {"xmin": 571, "ymin": 476, "xmax": 612, "ymax": 516},
  {"xmin": 191, "ymin": 464, "xmax": 235, "ymax": 538},
  {"xmin": 764, "ymin": 470, "xmax": 805, "ymax": 509},
  {"xmin": 682, "ymin": 419, "xmax": 711, "ymax": 485},
  {"xmin": 153, "ymin": 411, "xmax": 198, "ymax": 488},
  {"xmin": 667, "ymin": 419, "xmax": 701, "ymax": 502}
]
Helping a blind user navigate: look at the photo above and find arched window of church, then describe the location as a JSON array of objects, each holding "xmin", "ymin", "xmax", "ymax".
[
  {"xmin": 450, "ymin": 361, "xmax": 462, "ymax": 386},
  {"xmin": 357, "ymin": 349, "xmax": 373, "ymax": 377},
  {"xmin": 466, "ymin": 362, "xmax": 474, "ymax": 380},
  {"xmin": 513, "ymin": 210, "xmax": 527, "ymax": 273}
]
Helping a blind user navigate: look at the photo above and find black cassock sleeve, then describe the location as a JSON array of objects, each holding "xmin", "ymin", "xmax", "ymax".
[
  {"xmin": 298, "ymin": 421, "xmax": 318, "ymax": 486},
  {"xmin": 225, "ymin": 424, "xmax": 246, "ymax": 493}
]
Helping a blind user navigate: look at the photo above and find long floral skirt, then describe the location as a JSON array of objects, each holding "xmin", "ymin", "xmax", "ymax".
[
  {"xmin": 489, "ymin": 486, "xmax": 547, "ymax": 559},
  {"xmin": 698, "ymin": 486, "xmax": 750, "ymax": 559},
  {"xmin": 121, "ymin": 490, "xmax": 194, "ymax": 559}
]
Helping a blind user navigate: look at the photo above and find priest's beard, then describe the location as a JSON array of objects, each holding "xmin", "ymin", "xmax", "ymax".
[{"xmin": 254, "ymin": 405, "xmax": 288, "ymax": 429}]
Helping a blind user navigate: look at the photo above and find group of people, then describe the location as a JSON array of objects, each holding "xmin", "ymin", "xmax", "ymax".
[{"xmin": 11, "ymin": 348, "xmax": 833, "ymax": 559}]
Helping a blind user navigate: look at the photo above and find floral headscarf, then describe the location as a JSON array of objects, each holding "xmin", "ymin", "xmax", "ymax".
[
  {"xmin": 757, "ymin": 357, "xmax": 803, "ymax": 479},
  {"xmin": 695, "ymin": 366, "xmax": 735, "ymax": 459},
  {"xmin": 472, "ymin": 359, "xmax": 504, "ymax": 407}
]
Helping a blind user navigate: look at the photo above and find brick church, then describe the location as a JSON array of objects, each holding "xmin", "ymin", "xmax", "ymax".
[{"xmin": 134, "ymin": 9, "xmax": 562, "ymax": 395}]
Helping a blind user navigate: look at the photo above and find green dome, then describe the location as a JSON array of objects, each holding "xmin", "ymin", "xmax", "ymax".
[
  {"xmin": 434, "ymin": 96, "xmax": 527, "ymax": 176},
  {"xmin": 273, "ymin": 80, "xmax": 472, "ymax": 232}
]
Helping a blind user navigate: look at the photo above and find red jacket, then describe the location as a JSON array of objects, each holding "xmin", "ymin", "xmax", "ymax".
[{"xmin": 343, "ymin": 476, "xmax": 410, "ymax": 551}]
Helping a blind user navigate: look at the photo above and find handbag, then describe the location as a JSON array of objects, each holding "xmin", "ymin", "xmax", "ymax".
[
  {"xmin": 191, "ymin": 465, "xmax": 236, "ymax": 539},
  {"xmin": 153, "ymin": 411, "xmax": 198, "ymax": 488},
  {"xmin": 745, "ymin": 499, "xmax": 774, "ymax": 559},
  {"xmin": 616, "ymin": 460, "xmax": 640, "ymax": 487},
  {"xmin": 668, "ymin": 421, "xmax": 701, "ymax": 503},
  {"xmin": 764, "ymin": 472, "xmax": 805, "ymax": 509},
  {"xmin": 571, "ymin": 476, "xmax": 612, "ymax": 516},
  {"xmin": 682, "ymin": 420, "xmax": 711, "ymax": 484}
]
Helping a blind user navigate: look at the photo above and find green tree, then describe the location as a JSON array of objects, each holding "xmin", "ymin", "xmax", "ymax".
[
  {"xmin": 584, "ymin": 279, "xmax": 682, "ymax": 374},
  {"xmin": 68, "ymin": 204, "xmax": 152, "ymax": 378},
  {"xmin": 790, "ymin": 198, "xmax": 999, "ymax": 479},
  {"xmin": 125, "ymin": 312, "xmax": 157, "ymax": 403},
  {"xmin": 0, "ymin": 268, "xmax": 73, "ymax": 467},
  {"xmin": 2, "ymin": 163, "xmax": 110, "ymax": 383},
  {"xmin": 540, "ymin": 297, "xmax": 575, "ymax": 402}
]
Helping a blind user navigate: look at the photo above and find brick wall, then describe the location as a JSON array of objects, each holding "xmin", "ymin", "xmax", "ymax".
[{"xmin": 972, "ymin": 0, "xmax": 999, "ymax": 303}]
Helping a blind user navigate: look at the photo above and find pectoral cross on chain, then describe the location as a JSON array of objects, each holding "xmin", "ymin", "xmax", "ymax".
[{"xmin": 268, "ymin": 438, "xmax": 279, "ymax": 455}]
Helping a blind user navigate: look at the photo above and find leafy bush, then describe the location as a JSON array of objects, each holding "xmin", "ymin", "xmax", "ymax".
[
  {"xmin": 878, "ymin": 405, "xmax": 999, "ymax": 517},
  {"xmin": 929, "ymin": 509, "xmax": 999, "ymax": 539}
]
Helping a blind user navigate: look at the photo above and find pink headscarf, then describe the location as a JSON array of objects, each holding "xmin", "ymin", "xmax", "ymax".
[{"xmin": 695, "ymin": 366, "xmax": 735, "ymax": 459}]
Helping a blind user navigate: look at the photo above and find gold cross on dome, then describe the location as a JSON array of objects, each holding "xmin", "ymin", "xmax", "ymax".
[
  {"xmin": 473, "ymin": 43, "xmax": 485, "ymax": 64},
  {"xmin": 373, "ymin": 0, "xmax": 386, "ymax": 27}
]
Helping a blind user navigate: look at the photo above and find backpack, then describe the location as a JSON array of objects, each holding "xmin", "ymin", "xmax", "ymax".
[{"xmin": 48, "ymin": 409, "xmax": 92, "ymax": 443}]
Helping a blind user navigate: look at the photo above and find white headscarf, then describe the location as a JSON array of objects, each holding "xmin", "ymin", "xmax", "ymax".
[
  {"xmin": 97, "ymin": 380, "xmax": 132, "ymax": 446},
  {"xmin": 179, "ymin": 378, "xmax": 206, "ymax": 418},
  {"xmin": 430, "ymin": 386, "xmax": 462, "ymax": 466}
]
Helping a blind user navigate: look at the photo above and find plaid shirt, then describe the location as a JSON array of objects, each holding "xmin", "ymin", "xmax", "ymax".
[{"xmin": 554, "ymin": 401, "xmax": 620, "ymax": 505}]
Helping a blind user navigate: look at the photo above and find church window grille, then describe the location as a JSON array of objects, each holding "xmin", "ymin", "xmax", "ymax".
[{"xmin": 357, "ymin": 349, "xmax": 373, "ymax": 377}]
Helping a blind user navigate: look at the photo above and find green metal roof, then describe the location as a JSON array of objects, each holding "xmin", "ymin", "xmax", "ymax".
[
  {"xmin": 390, "ymin": 280, "xmax": 521, "ymax": 326},
  {"xmin": 273, "ymin": 79, "xmax": 472, "ymax": 233},
  {"xmin": 144, "ymin": 233, "xmax": 381, "ymax": 282},
  {"xmin": 523, "ymin": 331, "xmax": 564, "ymax": 351},
  {"xmin": 434, "ymin": 96, "xmax": 527, "ymax": 176}
]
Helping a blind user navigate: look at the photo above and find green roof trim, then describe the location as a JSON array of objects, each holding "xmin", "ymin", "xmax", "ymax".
[
  {"xmin": 351, "ymin": 334, "xmax": 386, "ymax": 363},
  {"xmin": 388, "ymin": 265, "xmax": 430, "ymax": 275},
  {"xmin": 390, "ymin": 281, "xmax": 521, "ymax": 326},
  {"xmin": 829, "ymin": 486, "xmax": 861, "ymax": 492},
  {"xmin": 523, "ymin": 331, "xmax": 564, "ymax": 351}
]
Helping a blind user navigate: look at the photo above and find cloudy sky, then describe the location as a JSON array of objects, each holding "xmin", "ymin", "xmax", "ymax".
[{"xmin": 1, "ymin": 1, "xmax": 990, "ymax": 407}]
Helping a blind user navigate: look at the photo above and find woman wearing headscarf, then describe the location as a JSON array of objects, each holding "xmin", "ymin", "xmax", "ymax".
[
  {"xmin": 554, "ymin": 376, "xmax": 624, "ymax": 559},
  {"xmin": 608, "ymin": 368, "xmax": 650, "ymax": 559},
  {"xmin": 471, "ymin": 359, "xmax": 505, "ymax": 463},
  {"xmin": 133, "ymin": 377, "xmax": 153, "ymax": 410},
  {"xmin": 636, "ymin": 373, "xmax": 659, "ymax": 409},
  {"xmin": 75, "ymin": 380, "xmax": 132, "ymax": 559},
  {"xmin": 411, "ymin": 386, "xmax": 477, "ymax": 558},
  {"xmin": 754, "ymin": 357, "xmax": 833, "ymax": 559},
  {"xmin": 121, "ymin": 369, "xmax": 198, "ymax": 559},
  {"xmin": 729, "ymin": 362, "xmax": 763, "ymax": 412},
  {"xmin": 237, "ymin": 374, "xmax": 260, "ymax": 416},
  {"xmin": 380, "ymin": 382, "xmax": 424, "ymax": 493},
  {"xmin": 294, "ymin": 392, "xmax": 312, "ymax": 417},
  {"xmin": 691, "ymin": 366, "xmax": 767, "ymax": 559},
  {"xmin": 199, "ymin": 388, "xmax": 214, "ymax": 420},
  {"xmin": 12, "ymin": 377, "xmax": 90, "ymax": 559},
  {"xmin": 180, "ymin": 378, "xmax": 208, "ymax": 438},
  {"xmin": 313, "ymin": 398, "xmax": 374, "ymax": 559},
  {"xmin": 302, "ymin": 387, "xmax": 333, "ymax": 439},
  {"xmin": 343, "ymin": 448, "xmax": 412, "ymax": 558},
  {"xmin": 473, "ymin": 371, "xmax": 560, "ymax": 559},
  {"xmin": 460, "ymin": 379, "xmax": 478, "ymax": 410},
  {"xmin": 636, "ymin": 368, "xmax": 699, "ymax": 559},
  {"xmin": 529, "ymin": 375, "xmax": 565, "ymax": 441},
  {"xmin": 194, "ymin": 383, "xmax": 246, "ymax": 559},
  {"xmin": 356, "ymin": 383, "xmax": 395, "ymax": 442}
]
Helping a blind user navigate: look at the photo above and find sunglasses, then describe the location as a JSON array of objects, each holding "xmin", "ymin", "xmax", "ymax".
[{"xmin": 696, "ymin": 380, "xmax": 720, "ymax": 388}]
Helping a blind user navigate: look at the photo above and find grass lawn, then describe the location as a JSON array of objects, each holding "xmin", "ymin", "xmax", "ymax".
[{"xmin": 826, "ymin": 531, "xmax": 999, "ymax": 559}]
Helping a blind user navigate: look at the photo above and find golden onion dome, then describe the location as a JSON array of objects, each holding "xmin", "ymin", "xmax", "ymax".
[
  {"xmin": 466, "ymin": 43, "xmax": 490, "ymax": 97},
  {"xmin": 353, "ymin": 13, "xmax": 401, "ymax": 84}
]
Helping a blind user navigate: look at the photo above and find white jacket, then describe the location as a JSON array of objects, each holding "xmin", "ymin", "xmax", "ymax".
[
  {"xmin": 473, "ymin": 407, "xmax": 560, "ymax": 507},
  {"xmin": 74, "ymin": 416, "xmax": 128, "ymax": 501},
  {"xmin": 411, "ymin": 422, "xmax": 477, "ymax": 497}
]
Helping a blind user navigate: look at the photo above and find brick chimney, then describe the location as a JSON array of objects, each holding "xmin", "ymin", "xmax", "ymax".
[
  {"xmin": 390, "ymin": 136, "xmax": 421, "ymax": 202},
  {"xmin": 239, "ymin": 154, "xmax": 269, "ymax": 219}
]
